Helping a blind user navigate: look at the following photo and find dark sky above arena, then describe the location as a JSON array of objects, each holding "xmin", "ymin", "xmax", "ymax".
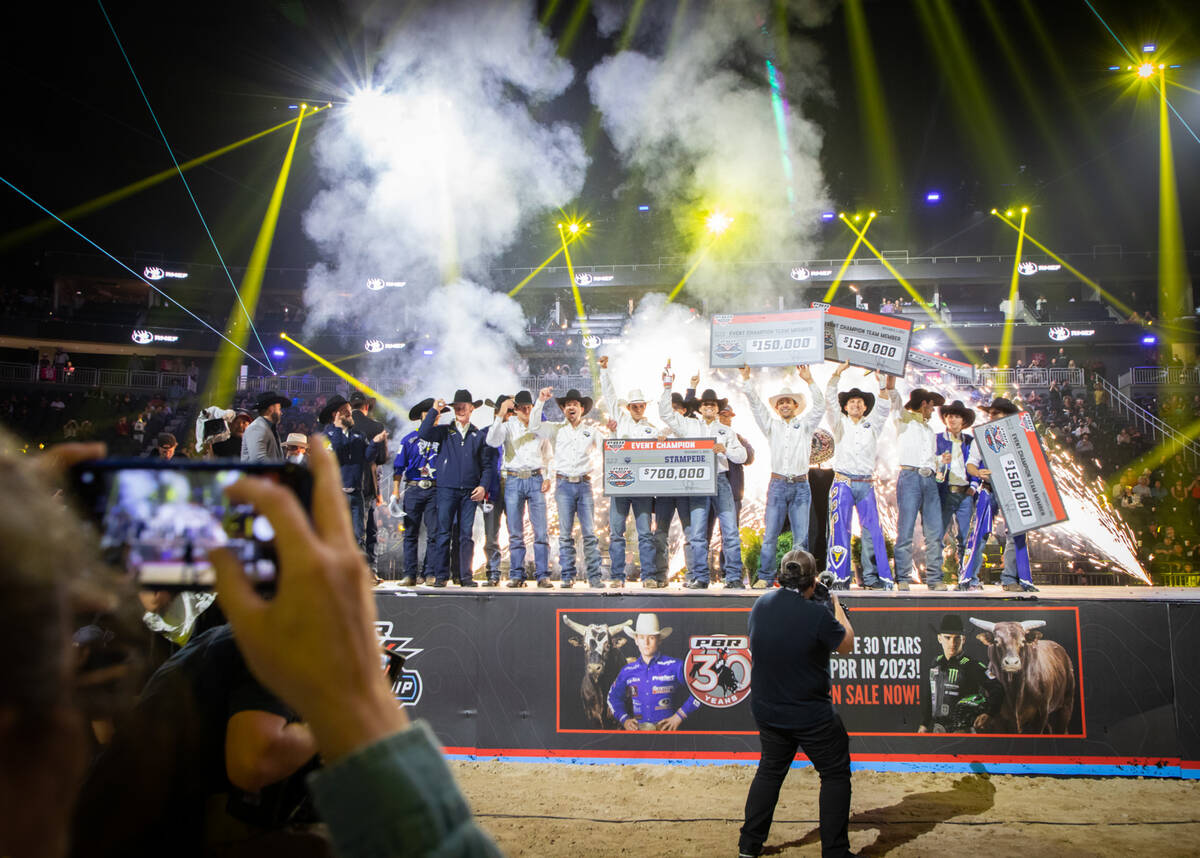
[{"xmin": 1, "ymin": 0, "xmax": 1197, "ymax": 279}]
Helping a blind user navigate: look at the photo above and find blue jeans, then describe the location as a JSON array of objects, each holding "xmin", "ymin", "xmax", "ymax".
[
  {"xmin": 432, "ymin": 486, "xmax": 477, "ymax": 584},
  {"xmin": 482, "ymin": 491, "xmax": 504, "ymax": 578},
  {"xmin": 828, "ymin": 478, "xmax": 891, "ymax": 586},
  {"xmin": 556, "ymin": 480, "xmax": 601, "ymax": 584},
  {"xmin": 652, "ymin": 496, "xmax": 690, "ymax": 583},
  {"xmin": 402, "ymin": 485, "xmax": 438, "ymax": 577},
  {"xmin": 759, "ymin": 478, "xmax": 812, "ymax": 584},
  {"xmin": 609, "ymin": 495, "xmax": 654, "ymax": 581},
  {"xmin": 940, "ymin": 487, "xmax": 974, "ymax": 570},
  {"xmin": 895, "ymin": 470, "xmax": 944, "ymax": 583},
  {"xmin": 688, "ymin": 474, "xmax": 743, "ymax": 585},
  {"xmin": 504, "ymin": 475, "xmax": 549, "ymax": 580},
  {"xmin": 347, "ymin": 490, "xmax": 365, "ymax": 550}
]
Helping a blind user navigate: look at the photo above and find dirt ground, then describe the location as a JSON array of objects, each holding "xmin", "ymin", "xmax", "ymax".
[{"xmin": 454, "ymin": 761, "xmax": 1200, "ymax": 856}]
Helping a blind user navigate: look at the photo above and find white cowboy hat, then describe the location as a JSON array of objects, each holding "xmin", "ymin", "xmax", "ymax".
[
  {"xmin": 284, "ymin": 433, "xmax": 308, "ymax": 447},
  {"xmin": 624, "ymin": 388, "xmax": 647, "ymax": 406},
  {"xmin": 623, "ymin": 612, "xmax": 672, "ymax": 640},
  {"xmin": 768, "ymin": 387, "xmax": 806, "ymax": 410}
]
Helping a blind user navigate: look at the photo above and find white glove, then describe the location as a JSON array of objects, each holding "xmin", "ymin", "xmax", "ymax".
[{"xmin": 388, "ymin": 494, "xmax": 404, "ymax": 518}]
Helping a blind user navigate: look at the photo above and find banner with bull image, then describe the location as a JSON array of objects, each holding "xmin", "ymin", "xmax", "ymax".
[{"xmin": 554, "ymin": 605, "xmax": 1082, "ymax": 737}]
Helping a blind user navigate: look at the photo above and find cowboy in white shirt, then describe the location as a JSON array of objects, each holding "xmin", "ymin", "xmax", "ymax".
[
  {"xmin": 538, "ymin": 388, "xmax": 606, "ymax": 587},
  {"xmin": 825, "ymin": 361, "xmax": 895, "ymax": 589},
  {"xmin": 488, "ymin": 387, "xmax": 552, "ymax": 588},
  {"xmin": 887, "ymin": 385, "xmax": 947, "ymax": 590},
  {"xmin": 660, "ymin": 364, "xmax": 748, "ymax": 589},
  {"xmin": 739, "ymin": 364, "xmax": 824, "ymax": 588},
  {"xmin": 600, "ymin": 356, "xmax": 662, "ymax": 588}
]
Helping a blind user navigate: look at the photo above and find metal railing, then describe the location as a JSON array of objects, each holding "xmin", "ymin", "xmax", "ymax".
[
  {"xmin": 1119, "ymin": 366, "xmax": 1200, "ymax": 387},
  {"xmin": 519, "ymin": 375, "xmax": 594, "ymax": 396},
  {"xmin": 0, "ymin": 361, "xmax": 194, "ymax": 392},
  {"xmin": 1095, "ymin": 374, "xmax": 1200, "ymax": 467},
  {"xmin": 975, "ymin": 367, "xmax": 1085, "ymax": 389},
  {"xmin": 237, "ymin": 375, "xmax": 345, "ymax": 396}
]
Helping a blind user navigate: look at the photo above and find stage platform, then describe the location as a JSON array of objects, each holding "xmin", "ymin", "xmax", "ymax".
[{"xmin": 373, "ymin": 583, "xmax": 1200, "ymax": 778}]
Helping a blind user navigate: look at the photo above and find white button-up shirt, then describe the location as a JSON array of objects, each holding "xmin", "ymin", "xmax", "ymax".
[
  {"xmin": 539, "ymin": 418, "xmax": 604, "ymax": 477},
  {"xmin": 486, "ymin": 400, "xmax": 549, "ymax": 472},
  {"xmin": 601, "ymin": 369, "xmax": 662, "ymax": 440},
  {"xmin": 659, "ymin": 388, "xmax": 747, "ymax": 472},
  {"xmin": 941, "ymin": 431, "xmax": 969, "ymax": 486},
  {"xmin": 741, "ymin": 379, "xmax": 824, "ymax": 476},
  {"xmin": 890, "ymin": 390, "xmax": 938, "ymax": 469},
  {"xmin": 825, "ymin": 378, "xmax": 890, "ymax": 476}
]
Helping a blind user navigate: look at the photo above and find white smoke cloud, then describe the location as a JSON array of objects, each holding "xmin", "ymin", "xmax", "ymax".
[
  {"xmin": 587, "ymin": 1, "xmax": 835, "ymax": 307},
  {"xmin": 300, "ymin": 1, "xmax": 587, "ymax": 413}
]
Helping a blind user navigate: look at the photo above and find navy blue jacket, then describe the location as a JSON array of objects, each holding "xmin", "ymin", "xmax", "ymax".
[
  {"xmin": 323, "ymin": 424, "xmax": 380, "ymax": 491},
  {"xmin": 935, "ymin": 430, "xmax": 981, "ymax": 492},
  {"xmin": 418, "ymin": 411, "xmax": 497, "ymax": 491}
]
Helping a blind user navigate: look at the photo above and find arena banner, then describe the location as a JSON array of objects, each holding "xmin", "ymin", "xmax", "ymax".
[
  {"xmin": 811, "ymin": 302, "xmax": 912, "ymax": 376},
  {"xmin": 709, "ymin": 308, "xmax": 825, "ymax": 368},
  {"xmin": 602, "ymin": 438, "xmax": 717, "ymax": 497},
  {"xmin": 976, "ymin": 412, "xmax": 1067, "ymax": 535},
  {"xmin": 907, "ymin": 347, "xmax": 976, "ymax": 383},
  {"xmin": 372, "ymin": 592, "xmax": 1194, "ymax": 776}
]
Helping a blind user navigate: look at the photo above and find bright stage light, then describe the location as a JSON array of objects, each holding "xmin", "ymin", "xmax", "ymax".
[
  {"xmin": 705, "ymin": 211, "xmax": 733, "ymax": 235},
  {"xmin": 1021, "ymin": 206, "xmax": 1029, "ymax": 213},
  {"xmin": 422, "ymin": 348, "xmax": 434, "ymax": 356},
  {"xmin": 1138, "ymin": 63, "xmax": 1155, "ymax": 79},
  {"xmin": 546, "ymin": 338, "xmax": 555, "ymax": 346},
  {"xmin": 1005, "ymin": 210, "xmax": 1014, "ymax": 217},
  {"xmin": 1141, "ymin": 335, "xmax": 1157, "ymax": 345},
  {"xmin": 925, "ymin": 191, "xmax": 941, "ymax": 203},
  {"xmin": 868, "ymin": 210, "xmax": 877, "ymax": 218},
  {"xmin": 638, "ymin": 205, "xmax": 650, "ymax": 212},
  {"xmin": 853, "ymin": 213, "xmax": 862, "ymax": 222},
  {"xmin": 568, "ymin": 223, "xmax": 580, "ymax": 234},
  {"xmin": 821, "ymin": 211, "xmax": 835, "ymax": 221},
  {"xmin": 270, "ymin": 348, "xmax": 285, "ymax": 359},
  {"xmin": 1143, "ymin": 43, "xmax": 1157, "ymax": 53},
  {"xmin": 919, "ymin": 336, "xmax": 937, "ymax": 351}
]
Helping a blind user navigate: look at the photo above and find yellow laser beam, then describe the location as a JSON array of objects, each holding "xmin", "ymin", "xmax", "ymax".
[
  {"xmin": 844, "ymin": 0, "xmax": 903, "ymax": 208},
  {"xmin": 558, "ymin": 224, "xmax": 599, "ymax": 390},
  {"xmin": 1110, "ymin": 415, "xmax": 1200, "ymax": 494},
  {"xmin": 1167, "ymin": 80, "xmax": 1200, "ymax": 96},
  {"xmin": 0, "ymin": 113, "xmax": 315, "ymax": 251},
  {"xmin": 280, "ymin": 334, "xmax": 405, "ymax": 417},
  {"xmin": 840, "ymin": 215, "xmax": 982, "ymax": 365},
  {"xmin": 999, "ymin": 208, "xmax": 1028, "ymax": 369},
  {"xmin": 991, "ymin": 211, "xmax": 1135, "ymax": 318},
  {"xmin": 823, "ymin": 211, "xmax": 875, "ymax": 302},
  {"xmin": 1157, "ymin": 67, "xmax": 1190, "ymax": 326},
  {"xmin": 666, "ymin": 243, "xmax": 715, "ymax": 304},
  {"xmin": 205, "ymin": 108, "xmax": 307, "ymax": 405}
]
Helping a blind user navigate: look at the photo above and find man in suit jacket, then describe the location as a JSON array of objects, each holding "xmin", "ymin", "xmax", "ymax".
[
  {"xmin": 241, "ymin": 392, "xmax": 289, "ymax": 463},
  {"xmin": 349, "ymin": 391, "xmax": 389, "ymax": 577}
]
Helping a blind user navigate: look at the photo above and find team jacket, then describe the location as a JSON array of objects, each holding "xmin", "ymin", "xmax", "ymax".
[
  {"xmin": 935, "ymin": 431, "xmax": 982, "ymax": 492},
  {"xmin": 324, "ymin": 424, "xmax": 380, "ymax": 491},
  {"xmin": 607, "ymin": 654, "xmax": 701, "ymax": 725},
  {"xmin": 393, "ymin": 430, "xmax": 440, "ymax": 483},
  {"xmin": 417, "ymin": 411, "xmax": 497, "ymax": 491}
]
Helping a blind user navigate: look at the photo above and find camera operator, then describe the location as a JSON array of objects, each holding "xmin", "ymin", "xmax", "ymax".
[{"xmin": 739, "ymin": 549, "xmax": 857, "ymax": 858}]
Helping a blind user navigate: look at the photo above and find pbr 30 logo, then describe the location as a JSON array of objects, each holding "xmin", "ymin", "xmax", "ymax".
[
  {"xmin": 714, "ymin": 340, "xmax": 743, "ymax": 360},
  {"xmin": 712, "ymin": 314, "xmax": 734, "ymax": 325},
  {"xmin": 604, "ymin": 439, "xmax": 627, "ymax": 452},
  {"xmin": 685, "ymin": 636, "xmax": 752, "ymax": 708},
  {"xmin": 607, "ymin": 467, "xmax": 635, "ymax": 488},
  {"xmin": 983, "ymin": 425, "xmax": 1010, "ymax": 454},
  {"xmin": 374, "ymin": 621, "xmax": 424, "ymax": 707}
]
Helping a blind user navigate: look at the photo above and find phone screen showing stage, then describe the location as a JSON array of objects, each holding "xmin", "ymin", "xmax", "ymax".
[{"xmin": 75, "ymin": 464, "xmax": 302, "ymax": 590}]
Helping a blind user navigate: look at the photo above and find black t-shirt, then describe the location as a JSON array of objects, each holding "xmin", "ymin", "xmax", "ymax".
[
  {"xmin": 748, "ymin": 587, "xmax": 846, "ymax": 730},
  {"xmin": 210, "ymin": 435, "xmax": 243, "ymax": 458},
  {"xmin": 71, "ymin": 625, "xmax": 296, "ymax": 857},
  {"xmin": 351, "ymin": 411, "xmax": 387, "ymax": 496}
]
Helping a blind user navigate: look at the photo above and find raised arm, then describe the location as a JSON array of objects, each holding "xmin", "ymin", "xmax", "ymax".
[
  {"xmin": 417, "ymin": 401, "xmax": 445, "ymax": 442},
  {"xmin": 723, "ymin": 429, "xmax": 748, "ymax": 465},
  {"xmin": 598, "ymin": 356, "xmax": 619, "ymax": 417},
  {"xmin": 797, "ymin": 365, "xmax": 824, "ymax": 433},
  {"xmin": 738, "ymin": 366, "xmax": 773, "ymax": 436},
  {"xmin": 658, "ymin": 386, "xmax": 687, "ymax": 436}
]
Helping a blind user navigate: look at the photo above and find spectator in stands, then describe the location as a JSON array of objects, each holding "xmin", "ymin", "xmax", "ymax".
[
  {"xmin": 1076, "ymin": 434, "xmax": 1094, "ymax": 455},
  {"xmin": 149, "ymin": 432, "xmax": 183, "ymax": 460},
  {"xmin": 211, "ymin": 410, "xmax": 250, "ymax": 458},
  {"xmin": 1120, "ymin": 485, "xmax": 1141, "ymax": 510}
]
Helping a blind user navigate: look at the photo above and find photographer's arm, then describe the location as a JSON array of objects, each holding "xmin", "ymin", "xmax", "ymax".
[{"xmin": 832, "ymin": 595, "xmax": 855, "ymax": 655}]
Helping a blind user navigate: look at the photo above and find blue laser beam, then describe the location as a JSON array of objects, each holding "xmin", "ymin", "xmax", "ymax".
[
  {"xmin": 0, "ymin": 174, "xmax": 274, "ymax": 374},
  {"xmin": 97, "ymin": 0, "xmax": 275, "ymax": 372}
]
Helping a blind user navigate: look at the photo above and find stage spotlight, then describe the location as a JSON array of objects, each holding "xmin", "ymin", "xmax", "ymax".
[
  {"xmin": 1005, "ymin": 210, "xmax": 1014, "ymax": 217},
  {"xmin": 821, "ymin": 211, "xmax": 835, "ymax": 221},
  {"xmin": 853, "ymin": 213, "xmax": 862, "ymax": 222},
  {"xmin": 1138, "ymin": 63, "xmax": 1155, "ymax": 78},
  {"xmin": 990, "ymin": 208, "xmax": 998, "ymax": 214},
  {"xmin": 270, "ymin": 348, "xmax": 285, "ymax": 359},
  {"xmin": 706, "ymin": 211, "xmax": 733, "ymax": 235},
  {"xmin": 869, "ymin": 210, "xmax": 877, "ymax": 218},
  {"xmin": 925, "ymin": 191, "xmax": 941, "ymax": 204},
  {"xmin": 568, "ymin": 223, "xmax": 580, "ymax": 234},
  {"xmin": 919, "ymin": 336, "xmax": 937, "ymax": 351},
  {"xmin": 638, "ymin": 205, "xmax": 650, "ymax": 212},
  {"xmin": 1141, "ymin": 334, "xmax": 1157, "ymax": 345},
  {"xmin": 1143, "ymin": 43, "xmax": 1157, "ymax": 53},
  {"xmin": 546, "ymin": 338, "xmax": 555, "ymax": 346},
  {"xmin": 1021, "ymin": 206, "xmax": 1029, "ymax": 213}
]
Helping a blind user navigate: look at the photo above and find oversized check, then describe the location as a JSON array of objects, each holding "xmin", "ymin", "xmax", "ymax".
[
  {"xmin": 975, "ymin": 412, "xmax": 1067, "ymax": 535},
  {"xmin": 907, "ymin": 347, "xmax": 976, "ymax": 383},
  {"xmin": 811, "ymin": 303, "xmax": 913, "ymax": 376},
  {"xmin": 602, "ymin": 438, "xmax": 717, "ymax": 497},
  {"xmin": 709, "ymin": 309, "xmax": 825, "ymax": 368}
]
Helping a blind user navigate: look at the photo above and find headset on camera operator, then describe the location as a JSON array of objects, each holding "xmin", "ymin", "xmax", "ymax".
[{"xmin": 740, "ymin": 549, "xmax": 858, "ymax": 858}]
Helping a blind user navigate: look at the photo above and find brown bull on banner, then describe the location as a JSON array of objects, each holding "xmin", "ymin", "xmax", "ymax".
[
  {"xmin": 970, "ymin": 618, "xmax": 1076, "ymax": 734},
  {"xmin": 563, "ymin": 616, "xmax": 631, "ymax": 728}
]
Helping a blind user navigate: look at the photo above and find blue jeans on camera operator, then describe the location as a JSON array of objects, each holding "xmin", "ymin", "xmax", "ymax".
[
  {"xmin": 758, "ymin": 478, "xmax": 812, "ymax": 585},
  {"xmin": 556, "ymin": 480, "xmax": 602, "ymax": 585},
  {"xmin": 688, "ymin": 473, "xmax": 743, "ymax": 587},
  {"xmin": 895, "ymin": 469, "xmax": 944, "ymax": 584},
  {"xmin": 609, "ymin": 495, "xmax": 654, "ymax": 582},
  {"xmin": 504, "ymin": 475, "xmax": 549, "ymax": 582}
]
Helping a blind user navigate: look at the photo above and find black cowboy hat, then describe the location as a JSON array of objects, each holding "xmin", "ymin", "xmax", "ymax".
[
  {"xmin": 450, "ymin": 389, "xmax": 483, "ymax": 408},
  {"xmin": 348, "ymin": 390, "xmax": 375, "ymax": 408},
  {"xmin": 938, "ymin": 615, "xmax": 965, "ymax": 635},
  {"xmin": 319, "ymin": 394, "xmax": 350, "ymax": 426},
  {"xmin": 671, "ymin": 391, "xmax": 700, "ymax": 415},
  {"xmin": 253, "ymin": 391, "xmax": 291, "ymax": 412},
  {"xmin": 837, "ymin": 387, "xmax": 876, "ymax": 417},
  {"xmin": 985, "ymin": 396, "xmax": 1019, "ymax": 416},
  {"xmin": 904, "ymin": 388, "xmax": 946, "ymax": 410},
  {"xmin": 407, "ymin": 397, "xmax": 448, "ymax": 421},
  {"xmin": 939, "ymin": 399, "xmax": 976, "ymax": 428},
  {"xmin": 555, "ymin": 388, "xmax": 593, "ymax": 415},
  {"xmin": 698, "ymin": 388, "xmax": 729, "ymax": 411},
  {"xmin": 489, "ymin": 394, "xmax": 513, "ymax": 411},
  {"xmin": 513, "ymin": 389, "xmax": 534, "ymax": 406}
]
